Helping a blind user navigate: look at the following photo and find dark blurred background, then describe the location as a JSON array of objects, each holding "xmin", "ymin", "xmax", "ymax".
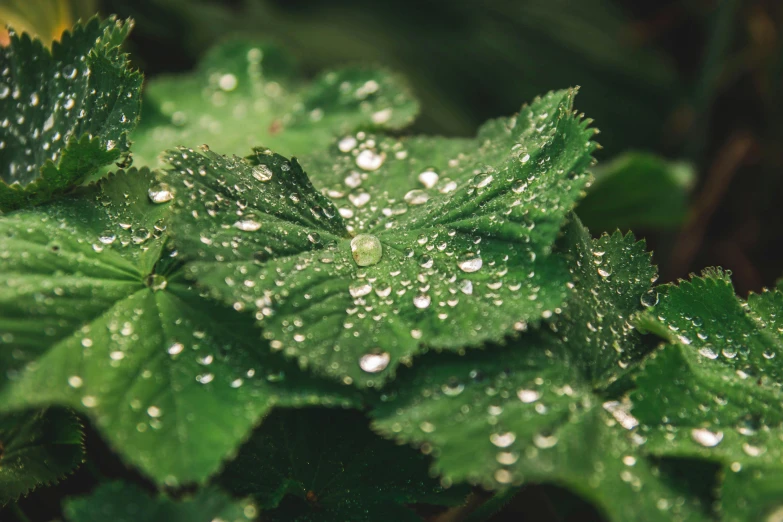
[
  {"xmin": 3, "ymin": 0, "xmax": 781, "ymax": 295},
  {"xmin": 1, "ymin": 0, "xmax": 781, "ymax": 520}
]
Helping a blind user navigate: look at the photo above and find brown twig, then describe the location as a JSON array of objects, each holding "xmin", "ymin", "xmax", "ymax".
[{"xmin": 667, "ymin": 131, "xmax": 755, "ymax": 279}]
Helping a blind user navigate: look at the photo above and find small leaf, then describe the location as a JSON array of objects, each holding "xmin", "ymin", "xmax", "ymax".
[
  {"xmin": 0, "ymin": 16, "xmax": 142, "ymax": 211},
  {"xmin": 166, "ymin": 88, "xmax": 596, "ymax": 387},
  {"xmin": 130, "ymin": 40, "xmax": 418, "ymax": 168},
  {"xmin": 576, "ymin": 152, "xmax": 695, "ymax": 232},
  {"xmin": 556, "ymin": 215, "xmax": 658, "ymax": 386},
  {"xmin": 0, "ymin": 168, "xmax": 358, "ymax": 485},
  {"xmin": 63, "ymin": 481, "xmax": 255, "ymax": 522},
  {"xmin": 631, "ymin": 270, "xmax": 783, "ymax": 470},
  {"xmin": 217, "ymin": 408, "xmax": 467, "ymax": 521},
  {"xmin": 0, "ymin": 408, "xmax": 84, "ymax": 505}
]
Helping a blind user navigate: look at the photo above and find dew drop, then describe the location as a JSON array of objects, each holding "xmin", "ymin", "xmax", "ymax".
[
  {"xmin": 490, "ymin": 432, "xmax": 516, "ymax": 448},
  {"xmin": 418, "ymin": 169, "xmax": 439, "ymax": 188},
  {"xmin": 234, "ymin": 217, "xmax": 262, "ymax": 232},
  {"xmin": 349, "ymin": 282, "xmax": 372, "ymax": 298},
  {"xmin": 359, "ymin": 352, "xmax": 390, "ymax": 373},
  {"xmin": 457, "ymin": 253, "xmax": 483, "ymax": 273},
  {"xmin": 148, "ymin": 182, "xmax": 174, "ymax": 203},
  {"xmin": 404, "ymin": 189, "xmax": 429, "ymax": 205},
  {"xmin": 132, "ymin": 228, "xmax": 150, "ymax": 244},
  {"xmin": 338, "ymin": 136, "xmax": 357, "ymax": 152},
  {"xmin": 350, "ymin": 234, "xmax": 382, "ymax": 267},
  {"xmin": 252, "ymin": 164, "xmax": 273, "ymax": 182},
  {"xmin": 218, "ymin": 73, "xmax": 238, "ymax": 91},
  {"xmin": 517, "ymin": 389, "xmax": 540, "ymax": 403},
  {"xmin": 698, "ymin": 346, "xmax": 719, "ymax": 359},
  {"xmin": 691, "ymin": 428, "xmax": 723, "ymax": 447},
  {"xmin": 413, "ymin": 294, "xmax": 431, "ymax": 309},
  {"xmin": 356, "ymin": 149, "xmax": 385, "ymax": 171}
]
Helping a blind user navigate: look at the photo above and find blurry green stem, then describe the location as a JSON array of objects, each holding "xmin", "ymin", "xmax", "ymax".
[
  {"xmin": 687, "ymin": 0, "xmax": 740, "ymax": 162},
  {"xmin": 10, "ymin": 504, "xmax": 31, "ymax": 522}
]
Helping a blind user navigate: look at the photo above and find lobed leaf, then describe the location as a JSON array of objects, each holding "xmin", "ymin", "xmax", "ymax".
[
  {"xmin": 0, "ymin": 168, "xmax": 358, "ymax": 485},
  {"xmin": 0, "ymin": 16, "xmax": 142, "ymax": 211},
  {"xmin": 0, "ymin": 408, "xmax": 84, "ymax": 505},
  {"xmin": 63, "ymin": 481, "xmax": 254, "ymax": 522},
  {"xmin": 166, "ymin": 88, "xmax": 596, "ymax": 387},
  {"xmin": 631, "ymin": 270, "xmax": 783, "ymax": 515},
  {"xmin": 369, "ymin": 218, "xmax": 708, "ymax": 521},
  {"xmin": 130, "ymin": 40, "xmax": 418, "ymax": 168}
]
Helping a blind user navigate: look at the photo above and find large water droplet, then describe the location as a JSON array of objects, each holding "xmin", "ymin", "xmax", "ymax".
[
  {"xmin": 691, "ymin": 428, "xmax": 723, "ymax": 447},
  {"xmin": 148, "ymin": 182, "xmax": 174, "ymax": 204},
  {"xmin": 490, "ymin": 432, "xmax": 516, "ymax": 448},
  {"xmin": 359, "ymin": 352, "xmax": 390, "ymax": 373},
  {"xmin": 349, "ymin": 282, "xmax": 372, "ymax": 298},
  {"xmin": 404, "ymin": 189, "xmax": 429, "ymax": 205},
  {"xmin": 252, "ymin": 164, "xmax": 273, "ymax": 182},
  {"xmin": 418, "ymin": 169, "xmax": 439, "ymax": 188},
  {"xmin": 517, "ymin": 389, "xmax": 540, "ymax": 403},
  {"xmin": 234, "ymin": 216, "xmax": 262, "ymax": 231},
  {"xmin": 351, "ymin": 234, "xmax": 382, "ymax": 267},
  {"xmin": 457, "ymin": 253, "xmax": 483, "ymax": 273},
  {"xmin": 413, "ymin": 294, "xmax": 431, "ymax": 309},
  {"xmin": 356, "ymin": 149, "xmax": 385, "ymax": 171}
]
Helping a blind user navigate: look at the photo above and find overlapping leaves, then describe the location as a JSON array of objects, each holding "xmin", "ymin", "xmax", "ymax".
[
  {"xmin": 166, "ymin": 88, "xmax": 596, "ymax": 387},
  {"xmin": 130, "ymin": 39, "xmax": 418, "ymax": 168},
  {"xmin": 0, "ymin": 168, "xmax": 357, "ymax": 486},
  {"xmin": 632, "ymin": 270, "xmax": 783, "ymax": 517},
  {"xmin": 369, "ymin": 217, "xmax": 708, "ymax": 521},
  {"xmin": 0, "ymin": 16, "xmax": 142, "ymax": 211}
]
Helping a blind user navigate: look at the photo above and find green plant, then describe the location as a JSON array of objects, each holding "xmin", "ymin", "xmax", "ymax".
[{"xmin": 0, "ymin": 16, "xmax": 778, "ymax": 522}]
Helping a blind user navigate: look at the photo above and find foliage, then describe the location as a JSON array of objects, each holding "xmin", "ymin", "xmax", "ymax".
[{"xmin": 0, "ymin": 12, "xmax": 778, "ymax": 522}]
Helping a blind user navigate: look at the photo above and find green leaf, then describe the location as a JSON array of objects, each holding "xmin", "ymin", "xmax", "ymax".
[
  {"xmin": 165, "ymin": 88, "xmax": 596, "ymax": 387},
  {"xmin": 370, "ymin": 345, "xmax": 707, "ymax": 522},
  {"xmin": 0, "ymin": 408, "xmax": 84, "ymax": 505},
  {"xmin": 0, "ymin": 168, "xmax": 358, "ymax": 486},
  {"xmin": 217, "ymin": 408, "xmax": 467, "ymax": 521},
  {"xmin": 720, "ymin": 467, "xmax": 783, "ymax": 522},
  {"xmin": 63, "ymin": 481, "xmax": 255, "ymax": 522},
  {"xmin": 631, "ymin": 270, "xmax": 783, "ymax": 470},
  {"xmin": 576, "ymin": 152, "xmax": 695, "ymax": 233},
  {"xmin": 555, "ymin": 215, "xmax": 658, "ymax": 386},
  {"xmin": 369, "ymin": 218, "xmax": 708, "ymax": 521},
  {"xmin": 0, "ymin": 16, "xmax": 142, "ymax": 211},
  {"xmin": 130, "ymin": 40, "xmax": 418, "ymax": 169}
]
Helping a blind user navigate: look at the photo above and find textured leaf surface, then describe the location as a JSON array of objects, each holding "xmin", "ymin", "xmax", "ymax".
[
  {"xmin": 0, "ymin": 408, "xmax": 84, "ymax": 505},
  {"xmin": 167, "ymin": 89, "xmax": 596, "ymax": 387},
  {"xmin": 721, "ymin": 467, "xmax": 783, "ymax": 522},
  {"xmin": 130, "ymin": 40, "xmax": 418, "ymax": 168},
  {"xmin": 0, "ymin": 16, "xmax": 142, "ymax": 211},
  {"xmin": 63, "ymin": 481, "xmax": 254, "ymax": 522},
  {"xmin": 0, "ymin": 169, "xmax": 357, "ymax": 485},
  {"xmin": 576, "ymin": 152, "xmax": 695, "ymax": 232},
  {"xmin": 217, "ymin": 408, "xmax": 466, "ymax": 521},
  {"xmin": 369, "ymin": 218, "xmax": 707, "ymax": 521},
  {"xmin": 632, "ymin": 270, "xmax": 783, "ymax": 469},
  {"xmin": 555, "ymin": 216, "xmax": 658, "ymax": 386}
]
